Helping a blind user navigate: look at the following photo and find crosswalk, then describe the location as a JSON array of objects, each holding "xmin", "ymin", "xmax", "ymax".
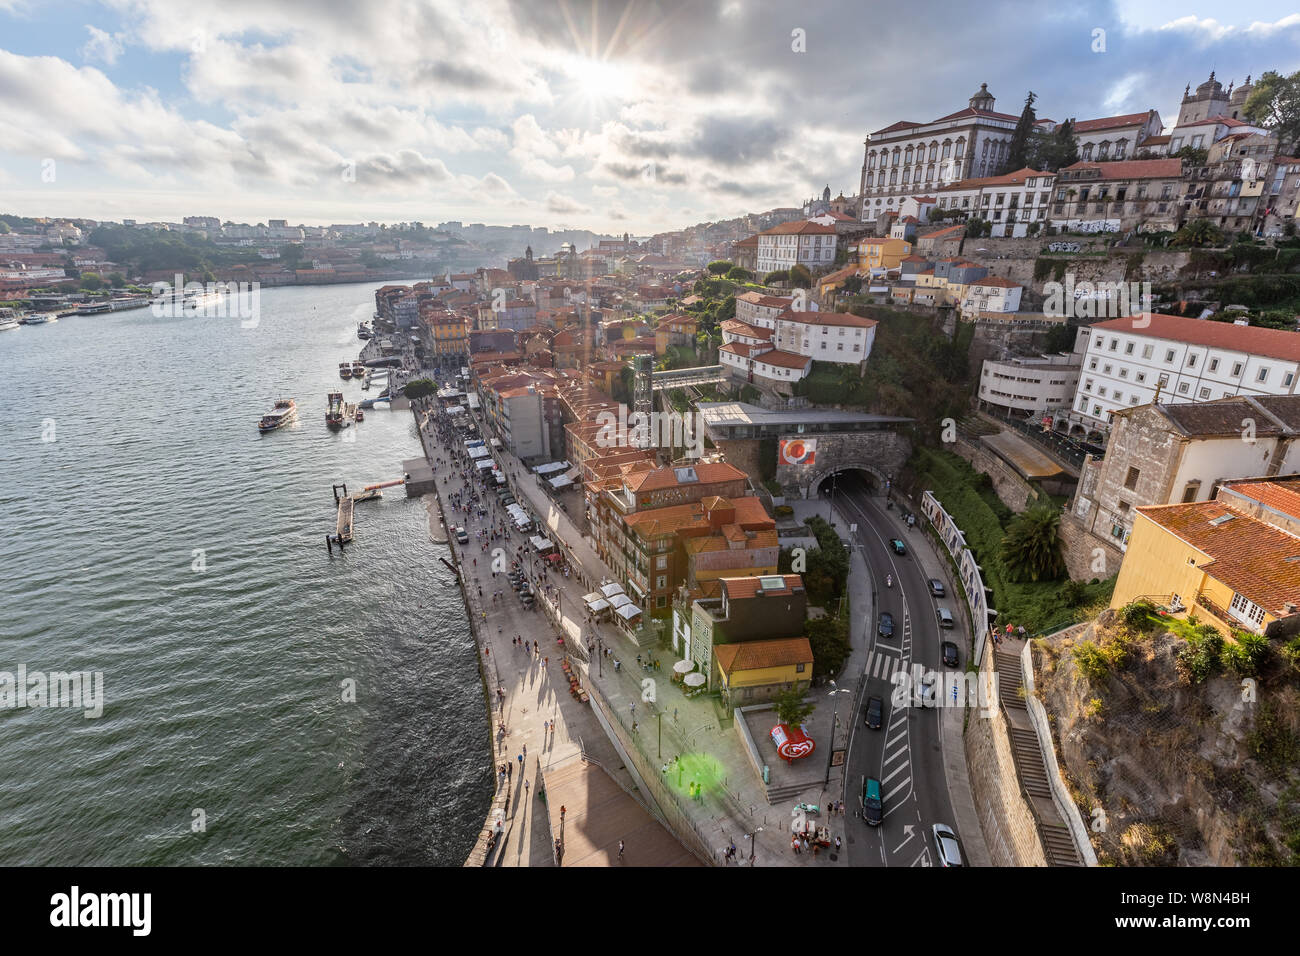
[{"xmin": 866, "ymin": 649, "xmax": 908, "ymax": 682}]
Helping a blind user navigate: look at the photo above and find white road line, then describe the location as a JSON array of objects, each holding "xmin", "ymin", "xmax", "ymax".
[
  {"xmin": 892, "ymin": 829, "xmax": 916, "ymax": 853},
  {"xmin": 883, "ymin": 745, "xmax": 908, "ymax": 767},
  {"xmin": 882, "ymin": 763, "xmax": 909, "ymax": 787}
]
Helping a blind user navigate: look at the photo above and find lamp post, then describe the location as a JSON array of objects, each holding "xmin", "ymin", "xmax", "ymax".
[
  {"xmin": 747, "ymin": 827, "xmax": 763, "ymax": 867},
  {"xmin": 823, "ymin": 680, "xmax": 851, "ymax": 791}
]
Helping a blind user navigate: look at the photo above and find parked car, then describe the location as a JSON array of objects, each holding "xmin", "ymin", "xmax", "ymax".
[
  {"xmin": 454, "ymin": 527, "xmax": 469, "ymax": 544},
  {"xmin": 932, "ymin": 824, "xmax": 963, "ymax": 867},
  {"xmin": 890, "ymin": 538, "xmax": 907, "ymax": 555},
  {"xmin": 864, "ymin": 695, "xmax": 884, "ymax": 729},
  {"xmin": 877, "ymin": 612, "xmax": 895, "ymax": 639},
  {"xmin": 936, "ymin": 607, "xmax": 955, "ymax": 629},
  {"xmin": 862, "ymin": 777, "xmax": 883, "ymax": 826},
  {"xmin": 941, "ymin": 641, "xmax": 960, "ymax": 668},
  {"xmin": 928, "ymin": 578, "xmax": 945, "ymax": 598}
]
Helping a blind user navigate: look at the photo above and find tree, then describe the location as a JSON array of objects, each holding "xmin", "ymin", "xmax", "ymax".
[
  {"xmin": 763, "ymin": 269, "xmax": 789, "ymax": 285},
  {"xmin": 788, "ymin": 263, "xmax": 812, "ymax": 288},
  {"xmin": 1031, "ymin": 119, "xmax": 1079, "ymax": 172},
  {"xmin": 1000, "ymin": 507, "xmax": 1066, "ymax": 582},
  {"xmin": 725, "ymin": 265, "xmax": 752, "ymax": 282},
  {"xmin": 1170, "ymin": 219, "xmax": 1225, "ymax": 248},
  {"xmin": 1243, "ymin": 70, "xmax": 1300, "ymax": 150},
  {"xmin": 706, "ymin": 259, "xmax": 733, "ymax": 275},
  {"xmin": 1003, "ymin": 91, "xmax": 1037, "ymax": 173},
  {"xmin": 79, "ymin": 273, "xmax": 104, "ymax": 291},
  {"xmin": 1173, "ymin": 145, "xmax": 1208, "ymax": 167},
  {"xmin": 107, "ymin": 271, "xmax": 127, "ymax": 288},
  {"xmin": 402, "ymin": 378, "xmax": 437, "ymax": 399},
  {"xmin": 773, "ymin": 686, "xmax": 815, "ymax": 728}
]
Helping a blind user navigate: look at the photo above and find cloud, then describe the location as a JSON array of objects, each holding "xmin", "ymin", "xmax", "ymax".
[
  {"xmin": 81, "ymin": 25, "xmax": 125, "ymax": 66},
  {"xmin": 545, "ymin": 191, "xmax": 591, "ymax": 215}
]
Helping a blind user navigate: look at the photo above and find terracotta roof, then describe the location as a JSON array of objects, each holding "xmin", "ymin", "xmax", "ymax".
[
  {"xmin": 758, "ymin": 221, "xmax": 836, "ymax": 236},
  {"xmin": 936, "ymin": 167, "xmax": 1054, "ymax": 191},
  {"xmin": 715, "ymin": 637, "xmax": 814, "ymax": 675},
  {"xmin": 625, "ymin": 461, "xmax": 747, "ymax": 493},
  {"xmin": 1141, "ymin": 397, "xmax": 1288, "ymax": 437},
  {"xmin": 720, "ymin": 319, "xmax": 773, "ymax": 340},
  {"xmin": 720, "ymin": 574, "xmax": 804, "ymax": 599},
  {"xmin": 736, "ymin": 291, "xmax": 794, "ymax": 308},
  {"xmin": 873, "ymin": 120, "xmax": 922, "ymax": 135},
  {"xmin": 817, "ymin": 266, "xmax": 862, "ymax": 285},
  {"xmin": 969, "ymin": 276, "xmax": 1020, "ymax": 289},
  {"xmin": 1222, "ymin": 477, "xmax": 1300, "ymax": 518},
  {"xmin": 733, "ymin": 235, "xmax": 759, "ymax": 248},
  {"xmin": 921, "ymin": 225, "xmax": 965, "ymax": 242},
  {"xmin": 1060, "ymin": 158, "xmax": 1183, "ymax": 180},
  {"xmin": 1139, "ymin": 135, "xmax": 1172, "ymax": 147},
  {"xmin": 778, "ymin": 310, "xmax": 878, "ymax": 329},
  {"xmin": 720, "ymin": 341, "xmax": 767, "ymax": 359},
  {"xmin": 1136, "ymin": 501, "xmax": 1300, "ymax": 616},
  {"xmin": 754, "ymin": 349, "xmax": 812, "ymax": 370},
  {"xmin": 910, "ymin": 195, "xmax": 937, "ymax": 203},
  {"xmin": 1090, "ymin": 313, "xmax": 1300, "ymax": 363},
  {"xmin": 932, "ymin": 107, "xmax": 1022, "ymax": 124},
  {"xmin": 1072, "ymin": 111, "xmax": 1156, "ymax": 134}
]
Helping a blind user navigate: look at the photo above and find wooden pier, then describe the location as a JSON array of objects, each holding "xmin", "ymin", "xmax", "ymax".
[{"xmin": 327, "ymin": 483, "xmax": 352, "ymax": 553}]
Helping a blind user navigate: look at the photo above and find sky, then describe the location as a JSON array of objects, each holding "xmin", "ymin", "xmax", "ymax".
[{"xmin": 0, "ymin": 0, "xmax": 1298, "ymax": 235}]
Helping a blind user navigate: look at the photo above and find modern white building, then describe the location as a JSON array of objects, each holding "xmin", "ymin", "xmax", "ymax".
[
  {"xmin": 754, "ymin": 221, "xmax": 838, "ymax": 275},
  {"xmin": 1066, "ymin": 313, "xmax": 1300, "ymax": 438},
  {"xmin": 978, "ymin": 352, "xmax": 1082, "ymax": 417}
]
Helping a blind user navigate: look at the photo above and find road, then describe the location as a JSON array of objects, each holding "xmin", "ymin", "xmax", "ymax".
[{"xmin": 831, "ymin": 473, "xmax": 964, "ymax": 867}]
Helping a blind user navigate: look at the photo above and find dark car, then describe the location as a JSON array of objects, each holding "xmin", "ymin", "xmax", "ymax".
[
  {"xmin": 890, "ymin": 538, "xmax": 907, "ymax": 556},
  {"xmin": 862, "ymin": 777, "xmax": 883, "ymax": 826},
  {"xmin": 928, "ymin": 578, "xmax": 945, "ymax": 598},
  {"xmin": 864, "ymin": 695, "xmax": 884, "ymax": 729},
  {"xmin": 941, "ymin": 641, "xmax": 960, "ymax": 668},
  {"xmin": 877, "ymin": 612, "xmax": 895, "ymax": 639}
]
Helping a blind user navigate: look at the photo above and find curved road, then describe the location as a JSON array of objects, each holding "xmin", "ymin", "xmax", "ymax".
[{"xmin": 831, "ymin": 473, "xmax": 965, "ymax": 867}]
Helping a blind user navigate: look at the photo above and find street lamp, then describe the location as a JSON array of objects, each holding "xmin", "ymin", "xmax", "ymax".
[
  {"xmin": 747, "ymin": 827, "xmax": 763, "ymax": 867},
  {"xmin": 823, "ymin": 680, "xmax": 851, "ymax": 791}
]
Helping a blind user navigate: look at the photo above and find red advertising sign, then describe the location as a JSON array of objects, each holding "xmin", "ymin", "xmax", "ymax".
[
  {"xmin": 770, "ymin": 723, "xmax": 816, "ymax": 762},
  {"xmin": 778, "ymin": 438, "xmax": 816, "ymax": 466}
]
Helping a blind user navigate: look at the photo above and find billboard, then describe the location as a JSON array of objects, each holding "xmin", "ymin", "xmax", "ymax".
[{"xmin": 778, "ymin": 438, "xmax": 817, "ymax": 466}]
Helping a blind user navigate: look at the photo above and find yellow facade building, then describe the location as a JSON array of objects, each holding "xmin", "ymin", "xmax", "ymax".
[
  {"xmin": 849, "ymin": 236, "xmax": 912, "ymax": 274},
  {"xmin": 713, "ymin": 636, "xmax": 814, "ymax": 707}
]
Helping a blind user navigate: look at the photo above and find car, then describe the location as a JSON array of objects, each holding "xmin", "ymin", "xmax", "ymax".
[
  {"xmin": 917, "ymin": 677, "xmax": 936, "ymax": 707},
  {"xmin": 932, "ymin": 824, "xmax": 963, "ymax": 867},
  {"xmin": 936, "ymin": 607, "xmax": 955, "ymax": 629},
  {"xmin": 862, "ymin": 777, "xmax": 883, "ymax": 826},
  {"xmin": 454, "ymin": 527, "xmax": 469, "ymax": 544},
  {"xmin": 864, "ymin": 695, "xmax": 884, "ymax": 729},
  {"xmin": 877, "ymin": 612, "xmax": 895, "ymax": 639},
  {"xmin": 928, "ymin": 578, "xmax": 945, "ymax": 598},
  {"xmin": 890, "ymin": 538, "xmax": 907, "ymax": 555},
  {"xmin": 941, "ymin": 641, "xmax": 960, "ymax": 668}
]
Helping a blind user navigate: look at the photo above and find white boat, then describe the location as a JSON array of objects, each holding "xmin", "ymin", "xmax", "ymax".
[
  {"xmin": 20, "ymin": 314, "xmax": 52, "ymax": 324},
  {"xmin": 0, "ymin": 308, "xmax": 19, "ymax": 331}
]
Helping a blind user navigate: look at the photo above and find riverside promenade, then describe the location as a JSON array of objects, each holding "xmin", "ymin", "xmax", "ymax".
[{"xmin": 409, "ymin": 398, "xmax": 696, "ymax": 867}]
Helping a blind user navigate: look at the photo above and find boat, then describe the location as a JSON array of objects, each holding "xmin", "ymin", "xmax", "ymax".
[
  {"xmin": 357, "ymin": 322, "xmax": 372, "ymax": 340},
  {"xmin": 20, "ymin": 314, "xmax": 52, "ymax": 324},
  {"xmin": 257, "ymin": 398, "xmax": 297, "ymax": 434},
  {"xmin": 0, "ymin": 308, "xmax": 20, "ymax": 332},
  {"xmin": 351, "ymin": 362, "xmax": 366, "ymax": 378},
  {"xmin": 354, "ymin": 409, "xmax": 365, "ymax": 422},
  {"xmin": 326, "ymin": 392, "xmax": 348, "ymax": 430},
  {"xmin": 339, "ymin": 362, "xmax": 353, "ymax": 380}
]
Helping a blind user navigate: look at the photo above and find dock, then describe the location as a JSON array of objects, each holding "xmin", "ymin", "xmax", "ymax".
[{"xmin": 327, "ymin": 483, "xmax": 353, "ymax": 552}]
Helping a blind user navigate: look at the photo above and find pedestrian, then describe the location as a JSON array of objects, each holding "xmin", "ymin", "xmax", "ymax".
[
  {"xmin": 506, "ymin": 761, "xmax": 512, "ymax": 780},
  {"xmin": 560, "ymin": 805, "xmax": 566, "ymax": 821},
  {"xmin": 618, "ymin": 839, "xmax": 625, "ymax": 859},
  {"xmin": 517, "ymin": 752, "xmax": 523, "ymax": 768},
  {"xmin": 524, "ymin": 779, "xmax": 530, "ymax": 797},
  {"xmin": 522, "ymin": 743, "xmax": 527, "ymax": 758},
  {"xmin": 834, "ymin": 835, "xmax": 842, "ymax": 851}
]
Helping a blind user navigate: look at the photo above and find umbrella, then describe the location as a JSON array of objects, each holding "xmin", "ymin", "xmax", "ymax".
[
  {"xmin": 586, "ymin": 598, "xmax": 610, "ymax": 612},
  {"xmin": 600, "ymin": 583, "xmax": 625, "ymax": 598},
  {"xmin": 615, "ymin": 603, "xmax": 641, "ymax": 621},
  {"xmin": 582, "ymin": 592, "xmax": 603, "ymax": 604},
  {"xmin": 683, "ymin": 672, "xmax": 706, "ymax": 687},
  {"xmin": 607, "ymin": 593, "xmax": 634, "ymax": 610},
  {"xmin": 673, "ymin": 660, "xmax": 694, "ymax": 675}
]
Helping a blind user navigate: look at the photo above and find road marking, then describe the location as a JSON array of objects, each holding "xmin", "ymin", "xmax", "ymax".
[
  {"xmin": 882, "ymin": 761, "xmax": 909, "ymax": 786},
  {"xmin": 892, "ymin": 826, "xmax": 915, "ymax": 853}
]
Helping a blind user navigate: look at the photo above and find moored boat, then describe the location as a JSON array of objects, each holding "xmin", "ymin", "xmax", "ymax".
[
  {"xmin": 326, "ymin": 392, "xmax": 348, "ymax": 430},
  {"xmin": 257, "ymin": 398, "xmax": 298, "ymax": 434},
  {"xmin": 339, "ymin": 362, "xmax": 353, "ymax": 380}
]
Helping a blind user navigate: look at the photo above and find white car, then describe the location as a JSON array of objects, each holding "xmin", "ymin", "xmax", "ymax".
[
  {"xmin": 917, "ymin": 678, "xmax": 936, "ymax": 707},
  {"xmin": 932, "ymin": 823, "xmax": 963, "ymax": 867}
]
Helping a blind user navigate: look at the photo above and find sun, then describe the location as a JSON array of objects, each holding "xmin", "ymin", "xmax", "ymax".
[{"xmin": 563, "ymin": 56, "xmax": 631, "ymax": 115}]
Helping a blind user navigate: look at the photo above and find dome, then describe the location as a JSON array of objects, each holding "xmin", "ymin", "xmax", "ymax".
[{"xmin": 1195, "ymin": 71, "xmax": 1221, "ymax": 96}]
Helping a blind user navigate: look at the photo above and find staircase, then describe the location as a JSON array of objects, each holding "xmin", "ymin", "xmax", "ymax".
[{"xmin": 995, "ymin": 642, "xmax": 1085, "ymax": 867}]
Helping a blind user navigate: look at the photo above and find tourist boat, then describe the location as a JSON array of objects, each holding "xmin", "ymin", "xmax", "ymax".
[
  {"xmin": 257, "ymin": 398, "xmax": 297, "ymax": 434},
  {"xmin": 339, "ymin": 362, "xmax": 353, "ymax": 380},
  {"xmin": 0, "ymin": 308, "xmax": 20, "ymax": 331},
  {"xmin": 351, "ymin": 361, "xmax": 366, "ymax": 376},
  {"xmin": 20, "ymin": 313, "xmax": 52, "ymax": 324},
  {"xmin": 357, "ymin": 322, "xmax": 372, "ymax": 340},
  {"xmin": 354, "ymin": 409, "xmax": 364, "ymax": 422},
  {"xmin": 326, "ymin": 392, "xmax": 348, "ymax": 430}
]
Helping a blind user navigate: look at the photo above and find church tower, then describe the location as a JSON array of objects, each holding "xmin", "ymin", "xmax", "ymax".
[
  {"xmin": 1177, "ymin": 72, "xmax": 1230, "ymax": 126},
  {"xmin": 968, "ymin": 82, "xmax": 996, "ymax": 113}
]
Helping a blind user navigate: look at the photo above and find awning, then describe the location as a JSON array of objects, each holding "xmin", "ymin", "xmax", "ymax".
[
  {"xmin": 626, "ymin": 578, "xmax": 646, "ymax": 598},
  {"xmin": 600, "ymin": 583, "xmax": 625, "ymax": 598},
  {"xmin": 533, "ymin": 461, "xmax": 569, "ymax": 475},
  {"xmin": 607, "ymin": 593, "xmax": 634, "ymax": 610},
  {"xmin": 615, "ymin": 603, "xmax": 642, "ymax": 621},
  {"xmin": 583, "ymin": 592, "xmax": 603, "ymax": 604},
  {"xmin": 530, "ymin": 535, "xmax": 554, "ymax": 552},
  {"xmin": 548, "ymin": 475, "xmax": 573, "ymax": 490},
  {"xmin": 468, "ymin": 446, "xmax": 489, "ymax": 459},
  {"xmin": 586, "ymin": 598, "xmax": 610, "ymax": 612},
  {"xmin": 563, "ymin": 466, "xmax": 582, "ymax": 482},
  {"xmin": 475, "ymin": 458, "xmax": 495, "ymax": 470}
]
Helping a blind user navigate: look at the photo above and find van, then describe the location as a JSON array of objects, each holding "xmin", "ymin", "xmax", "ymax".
[
  {"xmin": 861, "ymin": 777, "xmax": 882, "ymax": 826},
  {"xmin": 936, "ymin": 607, "xmax": 955, "ymax": 629}
]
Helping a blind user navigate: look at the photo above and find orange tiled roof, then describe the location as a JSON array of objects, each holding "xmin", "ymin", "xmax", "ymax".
[
  {"xmin": 721, "ymin": 573, "xmax": 803, "ymax": 598},
  {"xmin": 1090, "ymin": 313, "xmax": 1300, "ymax": 363},
  {"xmin": 714, "ymin": 637, "xmax": 814, "ymax": 674},
  {"xmin": 625, "ymin": 461, "xmax": 747, "ymax": 493}
]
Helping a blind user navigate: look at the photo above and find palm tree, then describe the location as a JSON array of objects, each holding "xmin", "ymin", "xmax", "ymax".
[{"xmin": 1000, "ymin": 506, "xmax": 1066, "ymax": 582}]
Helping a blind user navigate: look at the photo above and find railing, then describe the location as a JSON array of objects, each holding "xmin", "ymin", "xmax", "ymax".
[{"xmin": 981, "ymin": 408, "xmax": 1092, "ymax": 470}]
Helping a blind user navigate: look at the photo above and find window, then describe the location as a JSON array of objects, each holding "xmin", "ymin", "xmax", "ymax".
[
  {"xmin": 1142, "ymin": 344, "xmax": 1153, "ymax": 359},
  {"xmin": 1286, "ymin": 372, "xmax": 1295, "ymax": 388},
  {"xmin": 1182, "ymin": 481, "xmax": 1201, "ymax": 503},
  {"xmin": 655, "ymin": 555, "xmax": 667, "ymax": 570},
  {"xmin": 1192, "ymin": 134, "xmax": 1204, "ymax": 149},
  {"xmin": 655, "ymin": 575, "xmax": 667, "ymax": 589},
  {"xmin": 1209, "ymin": 358, "xmax": 1219, "ymax": 373},
  {"xmin": 1136, "ymin": 372, "xmax": 1146, "ymax": 383},
  {"xmin": 1187, "ymin": 354, "xmax": 1198, "ymax": 368},
  {"xmin": 1084, "ymin": 378, "xmax": 1094, "ymax": 392},
  {"xmin": 1165, "ymin": 349, "xmax": 1175, "ymax": 363},
  {"xmin": 1109, "ymin": 340, "xmax": 1118, "ymax": 351},
  {"xmin": 1098, "ymin": 387, "xmax": 1107, "ymax": 397},
  {"xmin": 1089, "ymin": 358, "xmax": 1098, "ymax": 370},
  {"xmin": 1103, "ymin": 364, "xmax": 1113, "ymax": 374},
  {"xmin": 1170, "ymin": 137, "xmax": 1183, "ymax": 152},
  {"xmin": 1177, "ymin": 382, "xmax": 1190, "ymax": 394},
  {"xmin": 1258, "ymin": 368, "xmax": 1269, "ymax": 383},
  {"xmin": 1230, "ymin": 592, "xmax": 1266, "ymax": 629},
  {"xmin": 1119, "ymin": 368, "xmax": 1129, "ymax": 379},
  {"xmin": 1125, "ymin": 342, "xmax": 1135, "ymax": 355},
  {"xmin": 1094, "ymin": 336, "xmax": 1105, "ymax": 350},
  {"xmin": 1124, "ymin": 467, "xmax": 1140, "ymax": 490}
]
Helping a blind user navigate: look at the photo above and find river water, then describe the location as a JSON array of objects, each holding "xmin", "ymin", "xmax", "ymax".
[{"xmin": 0, "ymin": 282, "xmax": 489, "ymax": 865}]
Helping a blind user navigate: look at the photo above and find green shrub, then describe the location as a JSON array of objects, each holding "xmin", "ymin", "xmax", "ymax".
[
  {"xmin": 1221, "ymin": 630, "xmax": 1270, "ymax": 677},
  {"xmin": 1177, "ymin": 627, "xmax": 1225, "ymax": 684}
]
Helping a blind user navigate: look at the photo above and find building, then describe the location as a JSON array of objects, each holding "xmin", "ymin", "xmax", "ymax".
[
  {"xmin": 977, "ymin": 352, "xmax": 1082, "ymax": 417},
  {"xmin": 1071, "ymin": 395, "xmax": 1300, "ymax": 553},
  {"xmin": 681, "ymin": 574, "xmax": 807, "ymax": 686},
  {"xmin": 421, "ymin": 308, "xmax": 470, "ymax": 365},
  {"xmin": 1109, "ymin": 476, "xmax": 1300, "ymax": 636},
  {"xmin": 714, "ymin": 637, "xmax": 814, "ymax": 708},
  {"xmin": 735, "ymin": 291, "xmax": 798, "ymax": 328},
  {"xmin": 773, "ymin": 310, "xmax": 877, "ymax": 366},
  {"xmin": 959, "ymin": 275, "xmax": 1023, "ymax": 318},
  {"xmin": 859, "ymin": 82, "xmax": 1049, "ymax": 221},
  {"xmin": 754, "ymin": 220, "xmax": 838, "ymax": 275},
  {"xmin": 1050, "ymin": 159, "xmax": 1184, "ymax": 233},
  {"xmin": 1071, "ymin": 110, "xmax": 1165, "ymax": 163},
  {"xmin": 846, "ymin": 235, "xmax": 912, "ymax": 275},
  {"xmin": 1180, "ymin": 131, "xmax": 1278, "ymax": 234},
  {"xmin": 935, "ymin": 167, "xmax": 1056, "ymax": 237},
  {"xmin": 1264, "ymin": 155, "xmax": 1300, "ymax": 236},
  {"xmin": 1067, "ymin": 314, "xmax": 1300, "ymax": 439},
  {"xmin": 1169, "ymin": 73, "xmax": 1266, "ymax": 154}
]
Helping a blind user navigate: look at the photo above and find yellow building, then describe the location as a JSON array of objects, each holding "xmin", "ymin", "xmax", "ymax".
[
  {"xmin": 850, "ymin": 236, "xmax": 912, "ymax": 274},
  {"xmin": 713, "ymin": 637, "xmax": 814, "ymax": 707},
  {"xmin": 1110, "ymin": 490, "xmax": 1300, "ymax": 636}
]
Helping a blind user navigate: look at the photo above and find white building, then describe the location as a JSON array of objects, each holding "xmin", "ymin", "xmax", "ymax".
[
  {"xmin": 978, "ymin": 352, "xmax": 1082, "ymax": 417},
  {"xmin": 735, "ymin": 291, "xmax": 801, "ymax": 329},
  {"xmin": 773, "ymin": 310, "xmax": 877, "ymax": 366},
  {"xmin": 1067, "ymin": 313, "xmax": 1300, "ymax": 438},
  {"xmin": 1070, "ymin": 110, "xmax": 1165, "ymax": 163},
  {"xmin": 935, "ymin": 167, "xmax": 1055, "ymax": 236},
  {"xmin": 960, "ymin": 276, "xmax": 1023, "ymax": 318},
  {"xmin": 754, "ymin": 221, "xmax": 838, "ymax": 274}
]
